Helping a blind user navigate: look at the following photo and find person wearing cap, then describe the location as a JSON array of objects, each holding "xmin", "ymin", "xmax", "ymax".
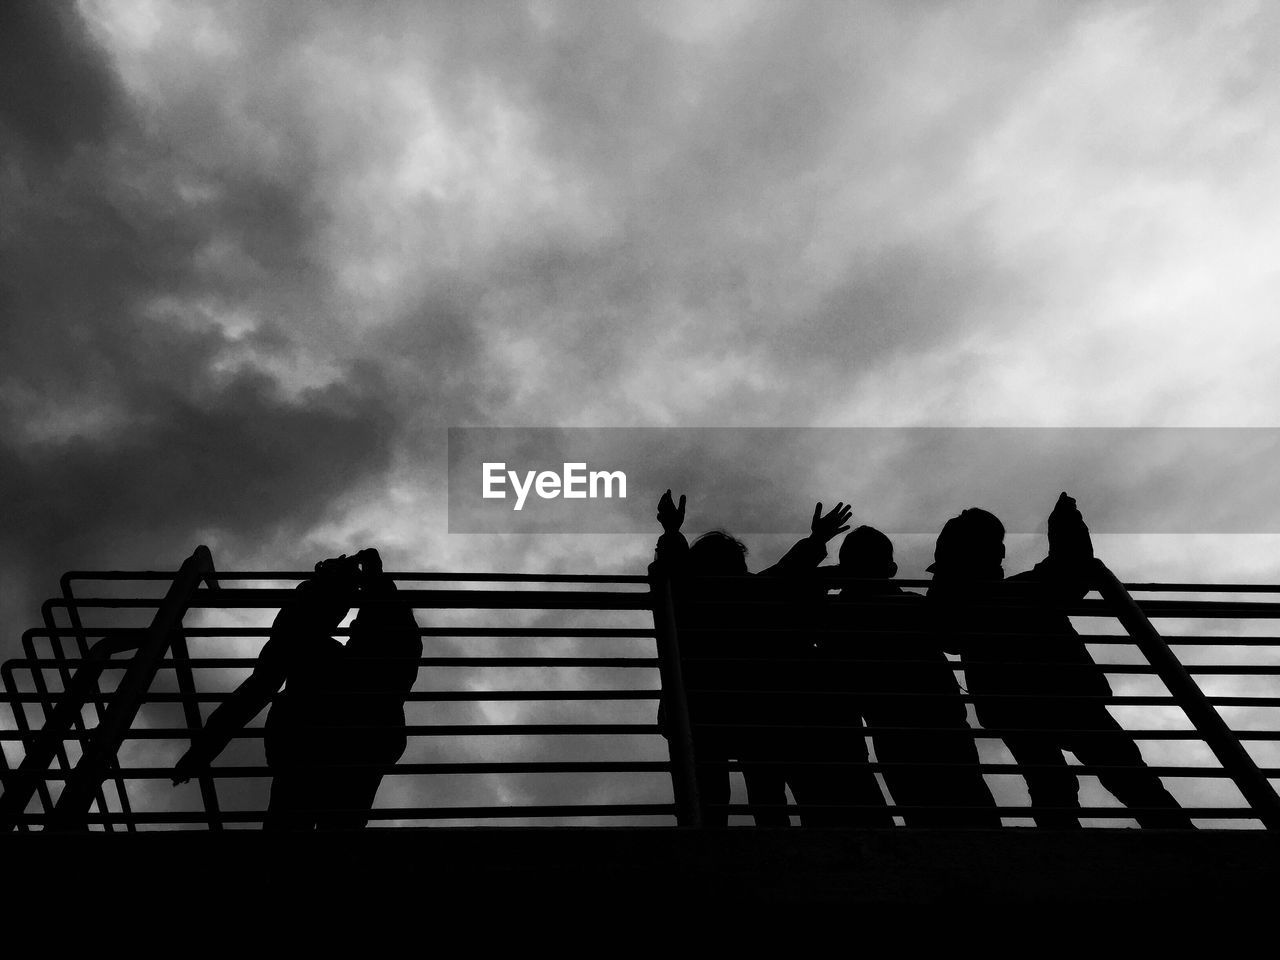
[
  {"xmin": 827, "ymin": 526, "xmax": 1000, "ymax": 827},
  {"xmin": 926, "ymin": 494, "xmax": 1193, "ymax": 829}
]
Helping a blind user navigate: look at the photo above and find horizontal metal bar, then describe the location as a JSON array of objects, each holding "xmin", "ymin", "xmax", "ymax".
[
  {"xmin": 663, "ymin": 594, "xmax": 1280, "ymax": 618},
  {"xmin": 64, "ymin": 571, "xmax": 652, "ymax": 584},
  {"xmin": 42, "ymin": 761, "xmax": 675, "ymax": 778},
  {"xmin": 10, "ymin": 657, "xmax": 661, "ymax": 670},
  {"xmin": 632, "ymin": 724, "xmax": 1264, "ymax": 741},
  {"xmin": 21, "ymin": 628, "xmax": 657, "ymax": 639},
  {"xmin": 684, "ymin": 691, "xmax": 1280, "ymax": 705},
  {"xmin": 682, "ymin": 630, "xmax": 1280, "ymax": 644},
  {"xmin": 15, "ymin": 804, "xmax": 677, "ymax": 824},
  {"xmin": 679, "ymin": 658, "xmax": 1280, "ymax": 674},
  {"xmin": 27, "ymin": 761, "xmax": 1271, "ymax": 780},
  {"xmin": 8, "ymin": 725, "xmax": 1278, "ymax": 742},
  {"xmin": 712, "ymin": 804, "xmax": 1262, "ymax": 818},
  {"xmin": 53, "ymin": 592, "xmax": 1280, "ymax": 618},
  {"xmin": 7, "ymin": 690, "xmax": 1280, "ymax": 706},
  {"xmin": 1, "ymin": 690, "xmax": 664, "ymax": 703},
  {"xmin": 19, "ymin": 629, "xmax": 1280, "ymax": 647},
  {"xmin": 58, "ymin": 571, "xmax": 1280, "ymax": 592},
  {"xmin": 0, "ymin": 723, "xmax": 662, "ymax": 741},
  {"xmin": 711, "ymin": 761, "xmax": 1268, "ymax": 778},
  {"xmin": 10, "ymin": 805, "xmax": 1262, "ymax": 825},
  {"xmin": 691, "ymin": 724, "xmax": 1280, "ymax": 739},
  {"xmin": 47, "ymin": 589, "xmax": 653, "ymax": 611},
  {"xmin": 18, "ymin": 655, "xmax": 1280, "ymax": 675},
  {"xmin": 1122, "ymin": 583, "xmax": 1280, "ymax": 593},
  {"xmin": 1137, "ymin": 600, "xmax": 1280, "ymax": 619}
]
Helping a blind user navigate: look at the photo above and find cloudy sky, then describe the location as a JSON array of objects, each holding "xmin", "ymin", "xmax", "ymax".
[{"xmin": 4, "ymin": 0, "xmax": 1280, "ymax": 825}]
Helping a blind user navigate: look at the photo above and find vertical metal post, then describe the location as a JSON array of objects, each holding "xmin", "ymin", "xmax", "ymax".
[
  {"xmin": 46, "ymin": 547, "xmax": 214, "ymax": 830},
  {"xmin": 1093, "ymin": 559, "xmax": 1280, "ymax": 829},
  {"xmin": 171, "ymin": 561, "xmax": 222, "ymax": 830},
  {"xmin": 649, "ymin": 568, "xmax": 702, "ymax": 827}
]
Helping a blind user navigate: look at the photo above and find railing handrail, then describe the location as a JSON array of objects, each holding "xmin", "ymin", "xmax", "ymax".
[
  {"xmin": 0, "ymin": 546, "xmax": 216, "ymax": 832},
  {"xmin": 7, "ymin": 551, "xmax": 1280, "ymax": 831},
  {"xmin": 0, "ymin": 632, "xmax": 144, "ymax": 830},
  {"xmin": 648, "ymin": 565, "xmax": 701, "ymax": 827},
  {"xmin": 59, "ymin": 571, "xmax": 653, "ymax": 583},
  {"xmin": 1091, "ymin": 559, "xmax": 1280, "ymax": 830}
]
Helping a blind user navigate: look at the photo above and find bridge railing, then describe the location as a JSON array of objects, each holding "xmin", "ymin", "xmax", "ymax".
[{"xmin": 2, "ymin": 547, "xmax": 1279, "ymax": 830}]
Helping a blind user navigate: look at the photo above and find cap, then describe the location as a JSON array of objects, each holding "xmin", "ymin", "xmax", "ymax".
[{"xmin": 928, "ymin": 509, "xmax": 1005, "ymax": 574}]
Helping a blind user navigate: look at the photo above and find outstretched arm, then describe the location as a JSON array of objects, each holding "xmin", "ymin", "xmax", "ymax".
[
  {"xmin": 652, "ymin": 489, "xmax": 690, "ymax": 573},
  {"xmin": 1026, "ymin": 492, "xmax": 1095, "ymax": 600},
  {"xmin": 171, "ymin": 618, "xmax": 290, "ymax": 785},
  {"xmin": 759, "ymin": 501, "xmax": 853, "ymax": 577}
]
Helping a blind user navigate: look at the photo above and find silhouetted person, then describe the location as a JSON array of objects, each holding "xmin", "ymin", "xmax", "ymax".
[
  {"xmin": 173, "ymin": 548, "xmax": 421, "ymax": 830},
  {"xmin": 927, "ymin": 494, "xmax": 1193, "ymax": 829},
  {"xmin": 652, "ymin": 492, "xmax": 867, "ymax": 826},
  {"xmin": 763, "ymin": 516, "xmax": 904, "ymax": 828},
  {"xmin": 324, "ymin": 548, "xmax": 422, "ymax": 827},
  {"xmin": 827, "ymin": 526, "xmax": 999, "ymax": 827}
]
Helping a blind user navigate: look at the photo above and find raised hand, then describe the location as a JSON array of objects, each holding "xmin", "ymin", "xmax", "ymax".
[
  {"xmin": 1048, "ymin": 491, "xmax": 1093, "ymax": 559},
  {"xmin": 657, "ymin": 489, "xmax": 686, "ymax": 533},
  {"xmin": 810, "ymin": 501, "xmax": 853, "ymax": 544},
  {"xmin": 356, "ymin": 547, "xmax": 383, "ymax": 577}
]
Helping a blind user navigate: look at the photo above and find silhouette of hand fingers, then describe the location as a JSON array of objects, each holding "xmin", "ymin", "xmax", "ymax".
[
  {"xmin": 657, "ymin": 489, "xmax": 686, "ymax": 532},
  {"xmin": 1049, "ymin": 491, "xmax": 1092, "ymax": 559},
  {"xmin": 812, "ymin": 501, "xmax": 853, "ymax": 542}
]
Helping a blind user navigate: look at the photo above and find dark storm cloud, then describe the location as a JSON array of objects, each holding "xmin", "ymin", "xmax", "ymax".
[
  {"xmin": 5, "ymin": 0, "xmax": 1279, "ymax": 827},
  {"xmin": 452, "ymin": 1, "xmax": 1085, "ymax": 417},
  {"xmin": 9, "ymin": 0, "xmax": 1279, "ymax": 597},
  {"xmin": 0, "ymin": 1, "xmax": 119, "ymax": 158},
  {"xmin": 0, "ymin": 1, "xmax": 493, "ymax": 648}
]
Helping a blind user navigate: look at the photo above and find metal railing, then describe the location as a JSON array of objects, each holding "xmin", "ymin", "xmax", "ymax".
[{"xmin": 1, "ymin": 547, "xmax": 1279, "ymax": 830}]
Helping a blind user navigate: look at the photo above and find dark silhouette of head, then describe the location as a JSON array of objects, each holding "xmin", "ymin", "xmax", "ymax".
[
  {"xmin": 297, "ymin": 569, "xmax": 355, "ymax": 631},
  {"xmin": 928, "ymin": 508, "xmax": 1005, "ymax": 580},
  {"xmin": 838, "ymin": 525, "xmax": 898, "ymax": 579},
  {"xmin": 689, "ymin": 530, "xmax": 749, "ymax": 576}
]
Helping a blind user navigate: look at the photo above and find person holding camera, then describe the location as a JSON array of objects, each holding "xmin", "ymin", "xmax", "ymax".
[{"xmin": 172, "ymin": 548, "xmax": 421, "ymax": 830}]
